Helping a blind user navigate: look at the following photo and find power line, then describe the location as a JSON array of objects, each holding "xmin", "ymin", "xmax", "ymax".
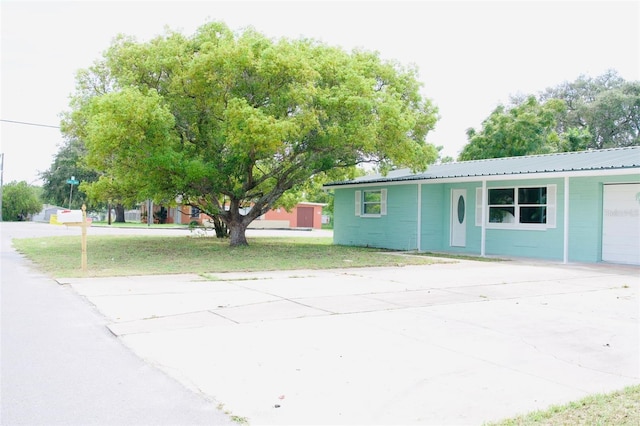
[{"xmin": 0, "ymin": 119, "xmax": 60, "ymax": 129}]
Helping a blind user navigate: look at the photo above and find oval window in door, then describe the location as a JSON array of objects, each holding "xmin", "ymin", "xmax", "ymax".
[{"xmin": 457, "ymin": 195, "xmax": 465, "ymax": 224}]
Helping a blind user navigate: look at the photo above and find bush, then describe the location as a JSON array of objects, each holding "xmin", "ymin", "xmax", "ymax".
[{"xmin": 2, "ymin": 181, "xmax": 42, "ymax": 221}]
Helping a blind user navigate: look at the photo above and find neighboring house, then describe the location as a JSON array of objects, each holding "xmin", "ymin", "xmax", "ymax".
[
  {"xmin": 31, "ymin": 204, "xmax": 63, "ymax": 222},
  {"xmin": 143, "ymin": 202, "xmax": 325, "ymax": 229},
  {"xmin": 260, "ymin": 202, "xmax": 325, "ymax": 229},
  {"xmin": 324, "ymin": 146, "xmax": 640, "ymax": 265}
]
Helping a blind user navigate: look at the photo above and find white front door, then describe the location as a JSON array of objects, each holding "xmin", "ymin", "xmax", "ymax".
[
  {"xmin": 602, "ymin": 183, "xmax": 640, "ymax": 265},
  {"xmin": 451, "ymin": 189, "xmax": 467, "ymax": 247}
]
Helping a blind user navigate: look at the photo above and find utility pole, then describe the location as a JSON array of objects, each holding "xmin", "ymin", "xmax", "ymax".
[{"xmin": 0, "ymin": 153, "xmax": 4, "ymax": 222}]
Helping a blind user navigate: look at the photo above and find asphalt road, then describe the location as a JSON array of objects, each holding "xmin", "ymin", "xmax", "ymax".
[{"xmin": 1, "ymin": 222, "xmax": 234, "ymax": 425}]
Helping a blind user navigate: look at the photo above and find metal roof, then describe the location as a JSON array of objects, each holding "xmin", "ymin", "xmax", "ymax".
[{"xmin": 325, "ymin": 146, "xmax": 640, "ymax": 187}]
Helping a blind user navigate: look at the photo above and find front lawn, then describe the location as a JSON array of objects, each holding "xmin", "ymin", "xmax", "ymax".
[
  {"xmin": 487, "ymin": 384, "xmax": 640, "ymax": 426},
  {"xmin": 12, "ymin": 235, "xmax": 440, "ymax": 277}
]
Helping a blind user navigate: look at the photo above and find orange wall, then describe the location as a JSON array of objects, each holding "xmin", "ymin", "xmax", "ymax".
[
  {"xmin": 263, "ymin": 203, "xmax": 324, "ymax": 229},
  {"xmin": 158, "ymin": 203, "xmax": 324, "ymax": 228}
]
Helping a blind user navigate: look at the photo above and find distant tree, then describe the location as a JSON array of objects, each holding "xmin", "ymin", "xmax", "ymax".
[
  {"xmin": 78, "ymin": 175, "xmax": 136, "ymax": 223},
  {"xmin": 63, "ymin": 21, "xmax": 439, "ymax": 246},
  {"xmin": 41, "ymin": 139, "xmax": 132, "ymax": 222},
  {"xmin": 459, "ymin": 70, "xmax": 638, "ymax": 161},
  {"xmin": 539, "ymin": 70, "xmax": 639, "ymax": 149},
  {"xmin": 435, "ymin": 145, "xmax": 455, "ymax": 163},
  {"xmin": 41, "ymin": 139, "xmax": 99, "ymax": 209},
  {"xmin": 2, "ymin": 181, "xmax": 42, "ymax": 221},
  {"xmin": 459, "ymin": 96, "xmax": 569, "ymax": 160}
]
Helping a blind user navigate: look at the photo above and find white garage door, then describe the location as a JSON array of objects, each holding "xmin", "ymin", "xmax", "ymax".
[{"xmin": 602, "ymin": 183, "xmax": 640, "ymax": 265}]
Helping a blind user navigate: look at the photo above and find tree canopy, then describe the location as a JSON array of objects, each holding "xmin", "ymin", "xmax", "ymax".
[
  {"xmin": 40, "ymin": 138, "xmax": 99, "ymax": 210},
  {"xmin": 2, "ymin": 181, "xmax": 42, "ymax": 221},
  {"xmin": 63, "ymin": 22, "xmax": 439, "ymax": 245},
  {"xmin": 459, "ymin": 70, "xmax": 638, "ymax": 161},
  {"xmin": 459, "ymin": 96, "xmax": 591, "ymax": 161},
  {"xmin": 540, "ymin": 70, "xmax": 640, "ymax": 149}
]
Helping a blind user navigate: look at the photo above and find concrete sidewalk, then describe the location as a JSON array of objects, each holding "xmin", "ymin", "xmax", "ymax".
[{"xmin": 60, "ymin": 260, "xmax": 640, "ymax": 425}]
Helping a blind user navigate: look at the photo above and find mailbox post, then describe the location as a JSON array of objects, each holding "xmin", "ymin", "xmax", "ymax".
[{"xmin": 57, "ymin": 204, "xmax": 90, "ymax": 273}]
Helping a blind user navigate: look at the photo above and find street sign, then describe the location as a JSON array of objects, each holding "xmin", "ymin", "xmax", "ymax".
[{"xmin": 67, "ymin": 176, "xmax": 79, "ymax": 209}]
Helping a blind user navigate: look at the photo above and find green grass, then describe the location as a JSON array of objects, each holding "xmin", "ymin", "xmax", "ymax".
[
  {"xmin": 486, "ymin": 384, "xmax": 640, "ymax": 426},
  {"xmin": 91, "ymin": 221, "xmax": 188, "ymax": 228},
  {"xmin": 415, "ymin": 251, "xmax": 507, "ymax": 262},
  {"xmin": 12, "ymin": 235, "xmax": 440, "ymax": 278}
]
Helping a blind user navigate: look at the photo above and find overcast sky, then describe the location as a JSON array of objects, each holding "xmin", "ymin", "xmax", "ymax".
[{"xmin": 1, "ymin": 0, "xmax": 639, "ymax": 184}]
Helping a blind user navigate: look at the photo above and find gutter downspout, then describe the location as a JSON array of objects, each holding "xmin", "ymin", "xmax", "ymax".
[
  {"xmin": 481, "ymin": 179, "xmax": 487, "ymax": 257},
  {"xmin": 416, "ymin": 183, "xmax": 422, "ymax": 251},
  {"xmin": 563, "ymin": 176, "xmax": 570, "ymax": 264}
]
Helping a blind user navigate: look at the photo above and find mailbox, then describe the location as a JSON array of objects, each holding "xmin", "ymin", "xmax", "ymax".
[{"xmin": 57, "ymin": 209, "xmax": 83, "ymax": 223}]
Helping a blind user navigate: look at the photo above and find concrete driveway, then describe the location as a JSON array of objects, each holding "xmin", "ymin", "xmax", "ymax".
[{"xmin": 60, "ymin": 258, "xmax": 640, "ymax": 425}]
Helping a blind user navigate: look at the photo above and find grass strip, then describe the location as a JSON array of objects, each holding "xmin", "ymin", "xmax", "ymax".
[
  {"xmin": 486, "ymin": 384, "xmax": 640, "ymax": 426},
  {"xmin": 12, "ymin": 235, "xmax": 440, "ymax": 278},
  {"xmin": 415, "ymin": 251, "xmax": 507, "ymax": 262}
]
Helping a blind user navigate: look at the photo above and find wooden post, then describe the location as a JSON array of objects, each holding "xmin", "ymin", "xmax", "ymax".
[
  {"xmin": 81, "ymin": 204, "xmax": 88, "ymax": 274},
  {"xmin": 64, "ymin": 205, "xmax": 90, "ymax": 274}
]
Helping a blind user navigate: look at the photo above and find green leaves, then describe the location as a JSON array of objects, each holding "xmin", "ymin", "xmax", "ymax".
[
  {"xmin": 459, "ymin": 96, "xmax": 568, "ymax": 160},
  {"xmin": 2, "ymin": 181, "xmax": 42, "ymax": 221},
  {"xmin": 460, "ymin": 70, "xmax": 639, "ymax": 161},
  {"xmin": 40, "ymin": 139, "xmax": 99, "ymax": 209},
  {"xmin": 63, "ymin": 20, "xmax": 439, "ymax": 243}
]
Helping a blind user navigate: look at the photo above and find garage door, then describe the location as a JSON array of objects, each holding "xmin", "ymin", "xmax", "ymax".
[
  {"xmin": 602, "ymin": 183, "xmax": 640, "ymax": 265},
  {"xmin": 296, "ymin": 206, "xmax": 314, "ymax": 228}
]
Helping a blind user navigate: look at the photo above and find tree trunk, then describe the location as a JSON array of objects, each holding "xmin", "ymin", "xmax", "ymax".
[
  {"xmin": 114, "ymin": 204, "xmax": 126, "ymax": 223},
  {"xmin": 211, "ymin": 215, "xmax": 229, "ymax": 239},
  {"xmin": 228, "ymin": 220, "xmax": 248, "ymax": 246}
]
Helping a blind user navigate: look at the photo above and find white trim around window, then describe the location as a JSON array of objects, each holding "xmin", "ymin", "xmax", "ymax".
[
  {"xmin": 355, "ymin": 189, "xmax": 387, "ymax": 217},
  {"xmin": 475, "ymin": 184, "xmax": 557, "ymax": 229}
]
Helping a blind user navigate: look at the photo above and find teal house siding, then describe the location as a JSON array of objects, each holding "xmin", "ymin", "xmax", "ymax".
[
  {"xmin": 567, "ymin": 177, "xmax": 603, "ymax": 263},
  {"xmin": 333, "ymin": 189, "xmax": 360, "ymax": 246},
  {"xmin": 420, "ymin": 179, "xmax": 565, "ymax": 260},
  {"xmin": 334, "ymin": 184, "xmax": 419, "ymax": 250},
  {"xmin": 482, "ymin": 178, "xmax": 565, "ymax": 261},
  {"xmin": 419, "ymin": 184, "xmax": 444, "ymax": 252},
  {"xmin": 484, "ymin": 228, "xmax": 563, "ymax": 260},
  {"xmin": 327, "ymin": 147, "xmax": 640, "ymax": 265},
  {"xmin": 386, "ymin": 185, "xmax": 420, "ymax": 250}
]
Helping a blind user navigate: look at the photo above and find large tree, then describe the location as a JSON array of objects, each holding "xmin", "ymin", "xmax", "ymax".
[
  {"xmin": 63, "ymin": 22, "xmax": 439, "ymax": 245},
  {"xmin": 2, "ymin": 181, "xmax": 42, "ymax": 221}
]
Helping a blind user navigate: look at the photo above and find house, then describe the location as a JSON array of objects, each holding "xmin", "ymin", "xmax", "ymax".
[
  {"xmin": 143, "ymin": 202, "xmax": 325, "ymax": 229},
  {"xmin": 324, "ymin": 146, "xmax": 640, "ymax": 265},
  {"xmin": 31, "ymin": 204, "xmax": 63, "ymax": 222},
  {"xmin": 259, "ymin": 202, "xmax": 325, "ymax": 229}
]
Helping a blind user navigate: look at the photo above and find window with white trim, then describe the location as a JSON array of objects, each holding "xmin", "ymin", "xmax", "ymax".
[
  {"xmin": 355, "ymin": 189, "xmax": 387, "ymax": 216},
  {"xmin": 476, "ymin": 185, "xmax": 556, "ymax": 228}
]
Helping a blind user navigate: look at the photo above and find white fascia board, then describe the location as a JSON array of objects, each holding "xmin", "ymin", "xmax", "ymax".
[{"xmin": 323, "ymin": 167, "xmax": 640, "ymax": 189}]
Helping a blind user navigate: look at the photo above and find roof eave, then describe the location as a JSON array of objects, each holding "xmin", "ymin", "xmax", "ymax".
[{"xmin": 322, "ymin": 166, "xmax": 640, "ymax": 189}]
